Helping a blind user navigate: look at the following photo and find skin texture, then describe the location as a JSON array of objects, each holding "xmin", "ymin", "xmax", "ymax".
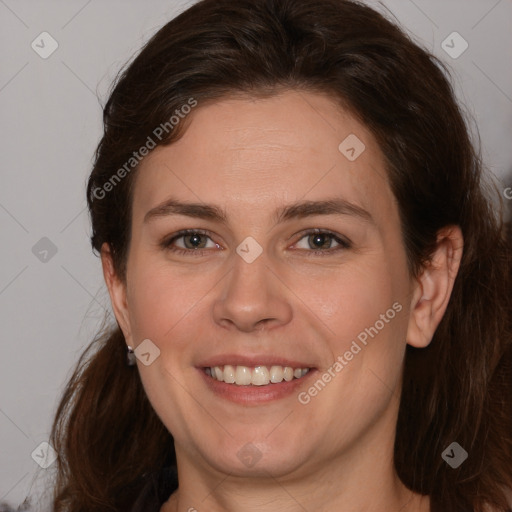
[{"xmin": 101, "ymin": 90, "xmax": 463, "ymax": 512}]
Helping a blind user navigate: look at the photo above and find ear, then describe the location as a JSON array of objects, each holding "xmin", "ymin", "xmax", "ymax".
[
  {"xmin": 100, "ymin": 242, "xmax": 133, "ymax": 346},
  {"xmin": 406, "ymin": 225, "xmax": 463, "ymax": 348}
]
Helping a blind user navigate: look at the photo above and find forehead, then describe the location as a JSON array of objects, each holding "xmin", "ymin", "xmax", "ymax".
[{"xmin": 132, "ymin": 90, "xmax": 397, "ymax": 229}]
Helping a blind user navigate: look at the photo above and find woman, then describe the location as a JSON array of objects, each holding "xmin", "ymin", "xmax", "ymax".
[{"xmin": 46, "ymin": 0, "xmax": 512, "ymax": 510}]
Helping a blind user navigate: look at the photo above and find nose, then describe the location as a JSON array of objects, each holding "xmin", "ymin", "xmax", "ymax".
[{"xmin": 212, "ymin": 248, "xmax": 293, "ymax": 333}]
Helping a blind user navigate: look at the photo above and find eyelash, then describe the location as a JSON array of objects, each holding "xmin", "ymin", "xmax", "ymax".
[{"xmin": 160, "ymin": 228, "xmax": 351, "ymax": 257}]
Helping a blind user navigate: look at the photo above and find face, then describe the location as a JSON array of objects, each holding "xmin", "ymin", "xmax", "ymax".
[{"xmin": 107, "ymin": 90, "xmax": 418, "ymax": 480}]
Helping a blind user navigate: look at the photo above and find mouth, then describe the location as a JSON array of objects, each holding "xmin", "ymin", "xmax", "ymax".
[
  {"xmin": 204, "ymin": 365, "xmax": 311, "ymax": 386},
  {"xmin": 198, "ymin": 359, "xmax": 317, "ymax": 405}
]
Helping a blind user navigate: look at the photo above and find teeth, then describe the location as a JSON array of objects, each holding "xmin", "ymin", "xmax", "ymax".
[
  {"xmin": 224, "ymin": 364, "xmax": 236, "ymax": 384},
  {"xmin": 252, "ymin": 366, "xmax": 270, "ymax": 386},
  {"xmin": 270, "ymin": 365, "xmax": 284, "ymax": 383},
  {"xmin": 283, "ymin": 367, "xmax": 294, "ymax": 381},
  {"xmin": 235, "ymin": 365, "xmax": 252, "ymax": 385},
  {"xmin": 206, "ymin": 365, "xmax": 311, "ymax": 386},
  {"xmin": 214, "ymin": 366, "xmax": 223, "ymax": 381}
]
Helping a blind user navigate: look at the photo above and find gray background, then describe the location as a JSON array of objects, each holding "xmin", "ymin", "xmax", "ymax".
[{"xmin": 1, "ymin": 0, "xmax": 511, "ymax": 508}]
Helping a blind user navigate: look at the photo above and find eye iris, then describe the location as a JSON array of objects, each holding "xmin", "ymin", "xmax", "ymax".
[
  {"xmin": 309, "ymin": 233, "xmax": 331, "ymax": 250},
  {"xmin": 184, "ymin": 233, "xmax": 206, "ymax": 249}
]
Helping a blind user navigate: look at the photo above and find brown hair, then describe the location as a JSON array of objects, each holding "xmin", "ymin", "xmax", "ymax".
[{"xmin": 45, "ymin": 0, "xmax": 512, "ymax": 510}]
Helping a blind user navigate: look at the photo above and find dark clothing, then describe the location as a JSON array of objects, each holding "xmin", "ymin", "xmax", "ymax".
[{"xmin": 129, "ymin": 466, "xmax": 178, "ymax": 512}]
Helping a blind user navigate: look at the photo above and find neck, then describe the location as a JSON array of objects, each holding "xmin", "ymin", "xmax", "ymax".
[
  {"xmin": 161, "ymin": 407, "xmax": 430, "ymax": 512},
  {"xmin": 162, "ymin": 464, "xmax": 429, "ymax": 512}
]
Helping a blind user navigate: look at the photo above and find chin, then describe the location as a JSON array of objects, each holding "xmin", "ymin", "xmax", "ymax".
[{"xmin": 196, "ymin": 432, "xmax": 315, "ymax": 478}]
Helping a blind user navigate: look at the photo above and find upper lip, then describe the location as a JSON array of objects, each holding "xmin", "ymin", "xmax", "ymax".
[{"xmin": 197, "ymin": 354, "xmax": 315, "ymax": 369}]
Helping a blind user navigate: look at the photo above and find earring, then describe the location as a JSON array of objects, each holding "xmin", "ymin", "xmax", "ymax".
[{"xmin": 126, "ymin": 346, "xmax": 136, "ymax": 366}]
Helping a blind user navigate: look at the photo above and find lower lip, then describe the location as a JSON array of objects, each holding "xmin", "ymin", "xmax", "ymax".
[{"xmin": 198, "ymin": 368, "xmax": 317, "ymax": 405}]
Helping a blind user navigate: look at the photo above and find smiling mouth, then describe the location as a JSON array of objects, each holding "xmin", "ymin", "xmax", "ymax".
[{"xmin": 204, "ymin": 365, "xmax": 311, "ymax": 386}]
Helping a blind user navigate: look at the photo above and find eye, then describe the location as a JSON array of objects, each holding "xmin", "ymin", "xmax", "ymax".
[
  {"xmin": 293, "ymin": 229, "xmax": 351, "ymax": 255},
  {"xmin": 161, "ymin": 229, "xmax": 221, "ymax": 255},
  {"xmin": 160, "ymin": 228, "xmax": 351, "ymax": 257}
]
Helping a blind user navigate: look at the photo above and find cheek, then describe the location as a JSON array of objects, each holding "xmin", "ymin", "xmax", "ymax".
[
  {"xmin": 126, "ymin": 260, "xmax": 207, "ymax": 345},
  {"xmin": 297, "ymin": 254, "xmax": 408, "ymax": 390},
  {"xmin": 297, "ymin": 260, "xmax": 398, "ymax": 341}
]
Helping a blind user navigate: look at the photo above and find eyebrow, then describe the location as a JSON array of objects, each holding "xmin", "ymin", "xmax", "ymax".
[{"xmin": 143, "ymin": 197, "xmax": 374, "ymax": 225}]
